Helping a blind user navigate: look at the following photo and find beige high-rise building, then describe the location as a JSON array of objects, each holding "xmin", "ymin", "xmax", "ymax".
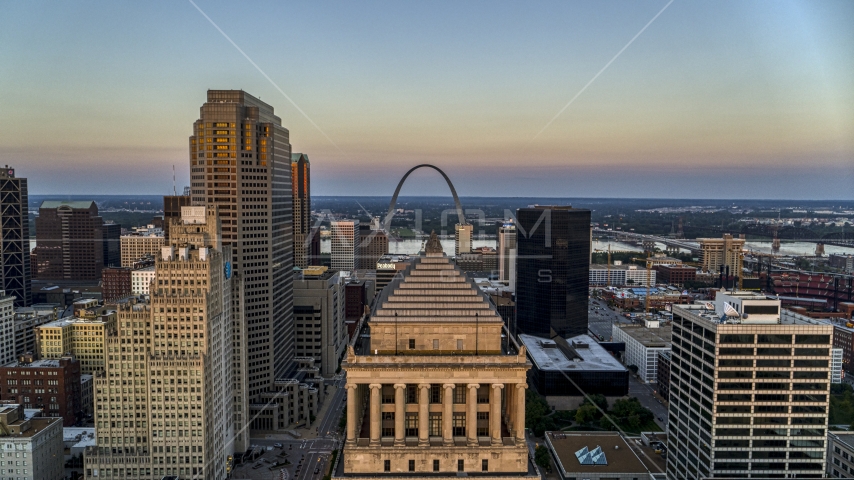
[
  {"xmin": 120, "ymin": 233, "xmax": 164, "ymax": 267},
  {"xmin": 455, "ymin": 223, "xmax": 472, "ymax": 256},
  {"xmin": 84, "ymin": 206, "xmax": 239, "ymax": 480},
  {"xmin": 699, "ymin": 233, "xmax": 745, "ymax": 274},
  {"xmin": 0, "ymin": 404, "xmax": 64, "ymax": 480},
  {"xmin": 497, "ymin": 221, "xmax": 516, "ymax": 287},
  {"xmin": 36, "ymin": 316, "xmax": 115, "ymax": 374},
  {"xmin": 358, "ymin": 226, "xmax": 389, "ymax": 270},
  {"xmin": 294, "ymin": 266, "xmax": 346, "ymax": 377},
  {"xmin": 339, "ymin": 233, "xmax": 534, "ymax": 479},
  {"xmin": 188, "ymin": 90, "xmax": 294, "ymax": 437},
  {"xmin": 292, "ymin": 153, "xmax": 311, "ymax": 268}
]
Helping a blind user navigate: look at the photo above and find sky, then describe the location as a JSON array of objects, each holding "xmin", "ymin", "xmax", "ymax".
[{"xmin": 1, "ymin": 0, "xmax": 852, "ymax": 199}]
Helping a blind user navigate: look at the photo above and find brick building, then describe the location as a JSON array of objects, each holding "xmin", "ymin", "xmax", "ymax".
[
  {"xmin": 101, "ymin": 267, "xmax": 132, "ymax": 302},
  {"xmin": 31, "ymin": 200, "xmax": 104, "ymax": 281},
  {"xmin": 0, "ymin": 354, "xmax": 82, "ymax": 426},
  {"xmin": 655, "ymin": 264, "xmax": 697, "ymax": 287}
]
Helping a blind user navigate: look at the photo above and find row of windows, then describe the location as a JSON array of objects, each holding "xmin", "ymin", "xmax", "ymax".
[{"xmin": 383, "ymin": 459, "xmax": 489, "ymax": 473}]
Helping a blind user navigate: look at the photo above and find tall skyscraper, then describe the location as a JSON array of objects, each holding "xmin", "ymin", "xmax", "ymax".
[
  {"xmin": 515, "ymin": 206, "xmax": 590, "ymax": 338},
  {"xmin": 86, "ymin": 206, "xmax": 237, "ymax": 480},
  {"xmin": 454, "ymin": 223, "xmax": 472, "ymax": 256},
  {"xmin": 0, "ymin": 166, "xmax": 30, "ymax": 307},
  {"xmin": 667, "ymin": 293, "xmax": 832, "ymax": 479},
  {"xmin": 292, "ymin": 153, "xmax": 311, "ymax": 268},
  {"xmin": 188, "ymin": 90, "xmax": 294, "ymax": 419},
  {"xmin": 498, "ymin": 220, "xmax": 516, "ymax": 288},
  {"xmin": 31, "ymin": 200, "xmax": 104, "ymax": 281},
  {"xmin": 331, "ymin": 220, "xmax": 360, "ymax": 270}
]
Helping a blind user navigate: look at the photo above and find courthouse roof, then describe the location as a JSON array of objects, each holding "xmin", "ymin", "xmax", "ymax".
[
  {"xmin": 39, "ymin": 200, "xmax": 96, "ymax": 210},
  {"xmin": 372, "ymin": 248, "xmax": 503, "ymax": 325}
]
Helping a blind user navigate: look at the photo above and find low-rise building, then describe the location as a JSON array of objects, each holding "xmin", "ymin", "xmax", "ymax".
[
  {"xmin": 0, "ymin": 354, "xmax": 81, "ymax": 426},
  {"xmin": 119, "ymin": 227, "xmax": 164, "ymax": 267},
  {"xmin": 130, "ymin": 265, "xmax": 155, "ymax": 295},
  {"xmin": 14, "ymin": 309, "xmax": 56, "ymax": 357},
  {"xmin": 35, "ymin": 316, "xmax": 116, "ymax": 375},
  {"xmin": 590, "ymin": 264, "xmax": 656, "ymax": 287},
  {"xmin": 521, "ymin": 334, "xmax": 628, "ymax": 408},
  {"xmin": 612, "ymin": 321, "xmax": 672, "ymax": 384},
  {"xmin": 827, "ymin": 432, "xmax": 854, "ymax": 478},
  {"xmin": 655, "ymin": 264, "xmax": 697, "ymax": 287},
  {"xmin": 101, "ymin": 266, "xmax": 132, "ymax": 302},
  {"xmin": 375, "ymin": 254, "xmax": 411, "ymax": 293},
  {"xmin": 0, "ymin": 403, "xmax": 64, "ymax": 480},
  {"xmin": 544, "ymin": 431, "xmax": 666, "ymax": 480}
]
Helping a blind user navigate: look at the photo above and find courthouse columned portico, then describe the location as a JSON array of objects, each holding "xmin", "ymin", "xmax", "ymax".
[{"xmin": 340, "ymin": 233, "xmax": 533, "ymax": 478}]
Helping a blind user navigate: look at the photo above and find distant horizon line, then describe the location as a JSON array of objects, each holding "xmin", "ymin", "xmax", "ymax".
[{"xmin": 25, "ymin": 193, "xmax": 854, "ymax": 203}]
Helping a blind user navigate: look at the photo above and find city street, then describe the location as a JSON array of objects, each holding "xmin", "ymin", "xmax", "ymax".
[
  {"xmin": 587, "ymin": 297, "xmax": 631, "ymax": 341},
  {"xmin": 628, "ymin": 375, "xmax": 668, "ymax": 431}
]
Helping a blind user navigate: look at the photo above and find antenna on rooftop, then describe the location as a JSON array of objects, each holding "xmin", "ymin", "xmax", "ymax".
[{"xmin": 173, "ymin": 165, "xmax": 177, "ymax": 196}]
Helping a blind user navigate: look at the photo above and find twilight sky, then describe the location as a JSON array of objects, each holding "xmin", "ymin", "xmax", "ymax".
[{"xmin": 1, "ymin": 1, "xmax": 852, "ymax": 199}]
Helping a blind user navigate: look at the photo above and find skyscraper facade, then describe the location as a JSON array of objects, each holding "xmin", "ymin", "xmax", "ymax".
[
  {"xmin": 31, "ymin": 200, "xmax": 104, "ymax": 281},
  {"xmin": 188, "ymin": 91, "xmax": 294, "ymax": 423},
  {"xmin": 292, "ymin": 153, "xmax": 311, "ymax": 268},
  {"xmin": 667, "ymin": 294, "xmax": 832, "ymax": 479},
  {"xmin": 0, "ymin": 166, "xmax": 30, "ymax": 308},
  {"xmin": 85, "ymin": 206, "xmax": 237, "ymax": 480},
  {"xmin": 498, "ymin": 221, "xmax": 516, "ymax": 288},
  {"xmin": 357, "ymin": 225, "xmax": 389, "ymax": 270},
  {"xmin": 331, "ymin": 220, "xmax": 360, "ymax": 270},
  {"xmin": 454, "ymin": 223, "xmax": 472, "ymax": 256},
  {"xmin": 515, "ymin": 206, "xmax": 590, "ymax": 338},
  {"xmin": 162, "ymin": 194, "xmax": 191, "ymax": 241},
  {"xmin": 102, "ymin": 222, "xmax": 121, "ymax": 268}
]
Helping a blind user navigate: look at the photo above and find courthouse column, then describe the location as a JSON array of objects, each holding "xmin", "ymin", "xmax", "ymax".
[
  {"xmin": 346, "ymin": 384, "xmax": 358, "ymax": 444},
  {"xmin": 466, "ymin": 383, "xmax": 480, "ymax": 446},
  {"xmin": 443, "ymin": 384, "xmax": 454, "ymax": 445},
  {"xmin": 394, "ymin": 384, "xmax": 406, "ymax": 445},
  {"xmin": 490, "ymin": 383, "xmax": 504, "ymax": 445},
  {"xmin": 418, "ymin": 384, "xmax": 430, "ymax": 445},
  {"xmin": 514, "ymin": 383, "xmax": 527, "ymax": 442},
  {"xmin": 369, "ymin": 384, "xmax": 382, "ymax": 445}
]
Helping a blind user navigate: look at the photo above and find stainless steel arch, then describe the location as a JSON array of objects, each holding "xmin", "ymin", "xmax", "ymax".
[{"xmin": 383, "ymin": 164, "xmax": 465, "ymax": 231}]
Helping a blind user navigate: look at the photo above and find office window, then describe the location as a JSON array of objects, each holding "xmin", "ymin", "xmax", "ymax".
[
  {"xmin": 429, "ymin": 413, "xmax": 442, "ymax": 436},
  {"xmin": 457, "ymin": 459, "xmax": 464, "ymax": 472},
  {"xmin": 482, "ymin": 459, "xmax": 488, "ymax": 472},
  {"xmin": 405, "ymin": 413, "xmax": 418, "ymax": 437},
  {"xmin": 384, "ymin": 460, "xmax": 390, "ymax": 472},
  {"xmin": 457, "ymin": 339, "xmax": 463, "ymax": 350},
  {"xmin": 408, "ymin": 460, "xmax": 415, "ymax": 472},
  {"xmin": 433, "ymin": 460, "xmax": 439, "ymax": 472},
  {"xmin": 408, "ymin": 339, "xmax": 415, "ymax": 349},
  {"xmin": 453, "ymin": 413, "xmax": 466, "ymax": 436},
  {"xmin": 431, "ymin": 385, "xmax": 442, "ymax": 403},
  {"xmin": 433, "ymin": 339, "xmax": 439, "ymax": 350},
  {"xmin": 477, "ymin": 412, "xmax": 489, "ymax": 436},
  {"xmin": 454, "ymin": 386, "xmax": 466, "ymax": 404}
]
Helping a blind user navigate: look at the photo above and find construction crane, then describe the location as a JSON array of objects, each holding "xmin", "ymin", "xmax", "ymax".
[{"xmin": 594, "ymin": 244, "xmax": 612, "ymax": 287}]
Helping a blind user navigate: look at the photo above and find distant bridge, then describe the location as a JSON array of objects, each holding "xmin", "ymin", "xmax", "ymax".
[{"xmin": 594, "ymin": 229, "xmax": 701, "ymax": 254}]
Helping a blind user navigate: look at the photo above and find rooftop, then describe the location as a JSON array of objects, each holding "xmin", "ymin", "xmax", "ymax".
[
  {"xmin": 831, "ymin": 432, "xmax": 854, "ymax": 451},
  {"xmin": 520, "ymin": 334, "xmax": 626, "ymax": 372},
  {"xmin": 614, "ymin": 324, "xmax": 672, "ymax": 348},
  {"xmin": 39, "ymin": 200, "xmax": 96, "ymax": 210},
  {"xmin": 41, "ymin": 317, "xmax": 110, "ymax": 328},
  {"xmin": 546, "ymin": 432, "xmax": 649, "ymax": 475},
  {"xmin": 2, "ymin": 358, "xmax": 69, "ymax": 369}
]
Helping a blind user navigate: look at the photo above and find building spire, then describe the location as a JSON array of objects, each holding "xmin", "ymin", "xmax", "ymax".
[{"xmin": 425, "ymin": 230, "xmax": 443, "ymax": 255}]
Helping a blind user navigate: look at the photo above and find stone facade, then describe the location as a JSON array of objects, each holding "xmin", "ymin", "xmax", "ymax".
[{"xmin": 340, "ymin": 236, "xmax": 534, "ymax": 479}]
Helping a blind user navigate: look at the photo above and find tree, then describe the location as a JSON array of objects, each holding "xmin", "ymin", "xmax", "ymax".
[
  {"xmin": 575, "ymin": 404, "xmax": 599, "ymax": 424},
  {"xmin": 626, "ymin": 279, "xmax": 635, "ymax": 285},
  {"xmin": 582, "ymin": 394, "xmax": 609, "ymax": 412},
  {"xmin": 627, "ymin": 364, "xmax": 639, "ymax": 375},
  {"xmin": 535, "ymin": 445, "xmax": 551, "ymax": 471}
]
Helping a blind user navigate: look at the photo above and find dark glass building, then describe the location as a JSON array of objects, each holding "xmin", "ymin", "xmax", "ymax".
[
  {"xmin": 0, "ymin": 166, "xmax": 31, "ymax": 307},
  {"xmin": 515, "ymin": 206, "xmax": 591, "ymax": 338},
  {"xmin": 102, "ymin": 222, "xmax": 121, "ymax": 268}
]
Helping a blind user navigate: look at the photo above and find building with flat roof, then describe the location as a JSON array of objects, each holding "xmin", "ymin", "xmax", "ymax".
[
  {"xmin": 101, "ymin": 266, "xmax": 131, "ymax": 302},
  {"xmin": 0, "ymin": 354, "xmax": 81, "ymax": 426},
  {"xmin": 292, "ymin": 152, "xmax": 311, "ymax": 268},
  {"xmin": 698, "ymin": 233, "xmax": 745, "ymax": 274},
  {"xmin": 332, "ymin": 220, "xmax": 360, "ymax": 271},
  {"xmin": 656, "ymin": 351, "xmax": 671, "ymax": 400},
  {"xmin": 358, "ymin": 225, "xmax": 389, "ymax": 270},
  {"xmin": 454, "ymin": 223, "xmax": 472, "ymax": 256},
  {"xmin": 590, "ymin": 264, "xmax": 656, "ymax": 287},
  {"xmin": 612, "ymin": 322, "xmax": 671, "ymax": 383},
  {"xmin": 375, "ymin": 254, "xmax": 411, "ymax": 293},
  {"xmin": 0, "ymin": 403, "xmax": 64, "ymax": 480},
  {"xmin": 120, "ymin": 230, "xmax": 164, "ymax": 267},
  {"xmin": 0, "ymin": 291, "xmax": 14, "ymax": 366},
  {"xmin": 35, "ymin": 316, "xmax": 116, "ymax": 375},
  {"xmin": 827, "ymin": 431, "xmax": 854, "ymax": 478},
  {"xmin": 130, "ymin": 265, "xmax": 155, "ymax": 295},
  {"xmin": 655, "ymin": 264, "xmax": 697, "ymax": 287},
  {"xmin": 32, "ymin": 200, "xmax": 104, "ymax": 281},
  {"xmin": 668, "ymin": 291, "xmax": 832, "ymax": 479},
  {"xmin": 516, "ymin": 206, "xmax": 591, "ymax": 338},
  {"xmin": 294, "ymin": 266, "xmax": 346, "ymax": 377},
  {"xmin": 498, "ymin": 221, "xmax": 516, "ymax": 288},
  {"xmin": 520, "ymin": 333, "xmax": 628, "ymax": 404},
  {"xmin": 14, "ymin": 308, "xmax": 55, "ymax": 357},
  {"xmin": 544, "ymin": 431, "xmax": 666, "ymax": 480}
]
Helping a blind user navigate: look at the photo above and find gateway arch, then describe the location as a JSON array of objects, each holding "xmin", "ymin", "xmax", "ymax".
[{"xmin": 382, "ymin": 164, "xmax": 466, "ymax": 231}]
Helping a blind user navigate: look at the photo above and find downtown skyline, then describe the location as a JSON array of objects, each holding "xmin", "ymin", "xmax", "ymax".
[{"xmin": 1, "ymin": 0, "xmax": 852, "ymax": 199}]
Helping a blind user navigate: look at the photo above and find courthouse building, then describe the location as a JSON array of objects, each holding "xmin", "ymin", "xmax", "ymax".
[{"xmin": 339, "ymin": 233, "xmax": 535, "ymax": 479}]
